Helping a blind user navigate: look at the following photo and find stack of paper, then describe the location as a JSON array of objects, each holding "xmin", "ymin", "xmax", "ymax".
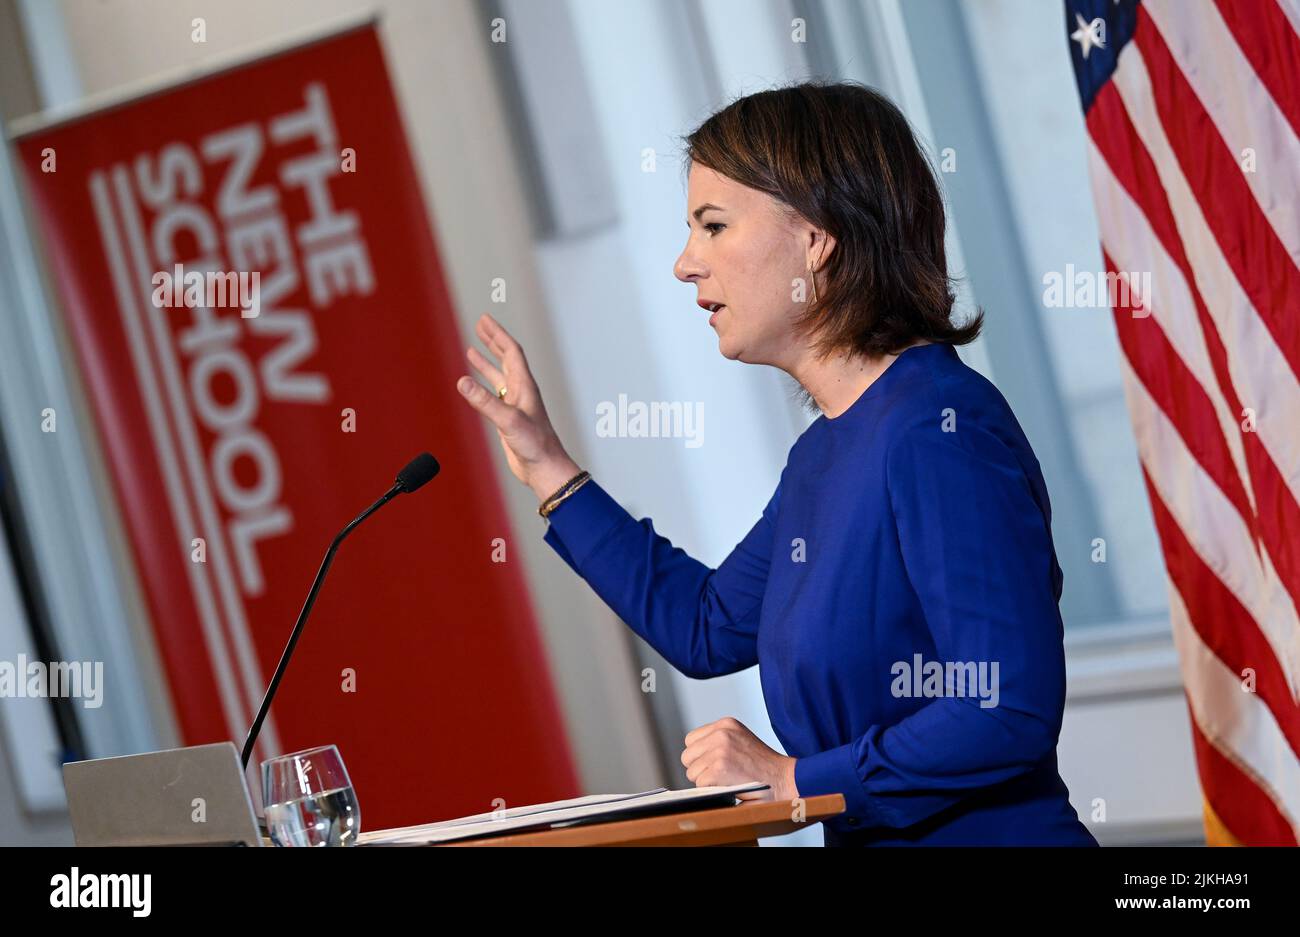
[{"xmin": 358, "ymin": 782, "xmax": 768, "ymax": 845}]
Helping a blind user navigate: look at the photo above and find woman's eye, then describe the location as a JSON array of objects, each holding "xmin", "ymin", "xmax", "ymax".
[{"xmin": 704, "ymin": 222, "xmax": 726, "ymax": 236}]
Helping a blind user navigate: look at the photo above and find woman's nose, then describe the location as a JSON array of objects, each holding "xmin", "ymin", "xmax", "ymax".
[{"xmin": 674, "ymin": 246, "xmax": 706, "ymax": 283}]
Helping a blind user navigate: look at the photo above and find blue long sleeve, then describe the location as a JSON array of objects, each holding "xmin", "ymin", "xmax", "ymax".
[
  {"xmin": 543, "ymin": 477, "xmax": 781, "ymax": 679},
  {"xmin": 793, "ymin": 420, "xmax": 1068, "ymax": 831}
]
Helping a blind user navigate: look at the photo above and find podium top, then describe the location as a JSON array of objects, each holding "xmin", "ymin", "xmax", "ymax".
[{"xmin": 441, "ymin": 795, "xmax": 845, "ymax": 847}]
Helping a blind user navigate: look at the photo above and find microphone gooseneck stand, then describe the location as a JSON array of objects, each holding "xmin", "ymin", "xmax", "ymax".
[
  {"xmin": 240, "ymin": 485, "xmax": 400, "ymax": 771},
  {"xmin": 240, "ymin": 452, "xmax": 440, "ymax": 773}
]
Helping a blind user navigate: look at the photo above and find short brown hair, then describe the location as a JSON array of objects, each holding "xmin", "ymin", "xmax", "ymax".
[{"xmin": 682, "ymin": 81, "xmax": 982, "ymax": 360}]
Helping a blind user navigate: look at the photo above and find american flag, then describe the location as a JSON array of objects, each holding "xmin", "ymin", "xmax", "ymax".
[{"xmin": 1065, "ymin": 0, "xmax": 1300, "ymax": 844}]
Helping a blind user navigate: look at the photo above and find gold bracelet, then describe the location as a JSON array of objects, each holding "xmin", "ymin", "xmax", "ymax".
[
  {"xmin": 541, "ymin": 476, "xmax": 590, "ymax": 518},
  {"xmin": 539, "ymin": 470, "xmax": 589, "ymax": 510},
  {"xmin": 539, "ymin": 471, "xmax": 591, "ymax": 518},
  {"xmin": 539, "ymin": 471, "xmax": 590, "ymax": 517}
]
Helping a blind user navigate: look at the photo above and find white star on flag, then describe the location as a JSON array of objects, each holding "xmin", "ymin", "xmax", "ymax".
[{"xmin": 1070, "ymin": 13, "xmax": 1106, "ymax": 59}]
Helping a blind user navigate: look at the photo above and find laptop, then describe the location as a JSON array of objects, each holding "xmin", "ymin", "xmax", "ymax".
[{"xmin": 62, "ymin": 742, "xmax": 263, "ymax": 846}]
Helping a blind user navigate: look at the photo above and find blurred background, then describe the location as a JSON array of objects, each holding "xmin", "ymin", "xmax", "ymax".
[{"xmin": 0, "ymin": 0, "xmax": 1203, "ymax": 846}]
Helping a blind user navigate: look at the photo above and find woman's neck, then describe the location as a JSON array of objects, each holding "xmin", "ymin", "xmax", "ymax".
[{"xmin": 787, "ymin": 340, "xmax": 929, "ymax": 419}]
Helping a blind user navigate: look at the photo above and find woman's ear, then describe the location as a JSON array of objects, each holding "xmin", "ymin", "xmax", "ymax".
[{"xmin": 807, "ymin": 229, "xmax": 837, "ymax": 272}]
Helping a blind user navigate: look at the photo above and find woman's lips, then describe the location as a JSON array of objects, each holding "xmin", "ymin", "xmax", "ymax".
[{"xmin": 709, "ymin": 304, "xmax": 725, "ymax": 326}]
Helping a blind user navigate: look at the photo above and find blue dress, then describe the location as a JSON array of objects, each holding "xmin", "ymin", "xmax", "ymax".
[{"xmin": 542, "ymin": 342, "xmax": 1098, "ymax": 846}]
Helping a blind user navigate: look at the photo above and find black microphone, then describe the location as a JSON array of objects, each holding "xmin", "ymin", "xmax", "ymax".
[{"xmin": 240, "ymin": 452, "xmax": 441, "ymax": 771}]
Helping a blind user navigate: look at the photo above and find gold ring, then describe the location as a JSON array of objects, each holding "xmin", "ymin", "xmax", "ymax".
[{"xmin": 496, "ymin": 385, "xmax": 508, "ymax": 400}]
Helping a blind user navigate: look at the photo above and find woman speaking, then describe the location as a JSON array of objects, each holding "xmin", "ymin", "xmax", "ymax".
[{"xmin": 455, "ymin": 82, "xmax": 1097, "ymax": 847}]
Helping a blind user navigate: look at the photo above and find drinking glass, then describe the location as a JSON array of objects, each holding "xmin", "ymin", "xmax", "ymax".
[{"xmin": 261, "ymin": 744, "xmax": 360, "ymax": 847}]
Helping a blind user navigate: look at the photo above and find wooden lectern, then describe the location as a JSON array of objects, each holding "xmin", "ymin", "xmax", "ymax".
[{"xmin": 446, "ymin": 794, "xmax": 845, "ymax": 847}]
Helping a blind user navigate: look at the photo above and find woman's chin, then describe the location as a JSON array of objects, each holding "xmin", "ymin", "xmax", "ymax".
[{"xmin": 715, "ymin": 332, "xmax": 743, "ymax": 361}]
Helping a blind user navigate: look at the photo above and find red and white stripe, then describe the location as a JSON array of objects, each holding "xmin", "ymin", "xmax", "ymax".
[
  {"xmin": 1084, "ymin": 0, "xmax": 1300, "ymax": 844},
  {"xmin": 90, "ymin": 168, "xmax": 282, "ymax": 767}
]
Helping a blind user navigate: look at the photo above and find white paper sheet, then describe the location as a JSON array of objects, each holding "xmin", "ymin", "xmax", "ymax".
[{"xmin": 358, "ymin": 781, "xmax": 769, "ymax": 845}]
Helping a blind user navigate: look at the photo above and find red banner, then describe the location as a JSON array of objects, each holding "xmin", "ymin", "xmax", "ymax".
[{"xmin": 14, "ymin": 23, "xmax": 577, "ymax": 828}]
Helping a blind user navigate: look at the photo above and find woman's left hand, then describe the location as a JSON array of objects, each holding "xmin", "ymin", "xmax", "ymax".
[{"xmin": 681, "ymin": 717, "xmax": 800, "ymax": 802}]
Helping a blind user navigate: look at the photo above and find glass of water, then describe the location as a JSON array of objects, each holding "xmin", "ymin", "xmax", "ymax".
[{"xmin": 261, "ymin": 744, "xmax": 361, "ymax": 847}]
